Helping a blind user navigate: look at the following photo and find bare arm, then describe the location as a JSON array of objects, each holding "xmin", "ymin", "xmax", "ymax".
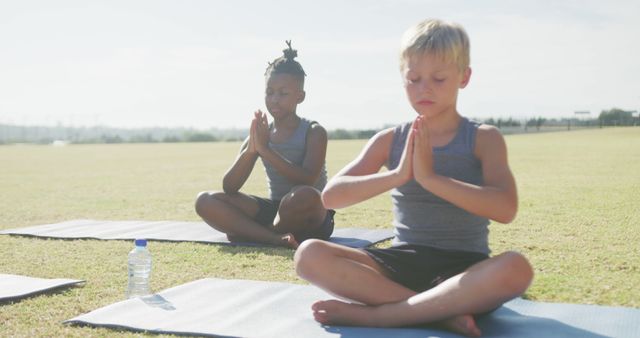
[
  {"xmin": 222, "ymin": 136, "xmax": 259, "ymax": 194},
  {"xmin": 413, "ymin": 121, "xmax": 518, "ymax": 223},
  {"xmin": 258, "ymin": 122, "xmax": 329, "ymax": 185},
  {"xmin": 322, "ymin": 126, "xmax": 415, "ymax": 209}
]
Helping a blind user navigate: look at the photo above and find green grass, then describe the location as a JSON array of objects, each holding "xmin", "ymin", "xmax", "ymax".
[{"xmin": 1, "ymin": 127, "xmax": 639, "ymax": 337}]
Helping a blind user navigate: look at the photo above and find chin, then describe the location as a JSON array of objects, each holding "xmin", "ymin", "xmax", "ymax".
[{"xmin": 415, "ymin": 110, "xmax": 440, "ymax": 119}]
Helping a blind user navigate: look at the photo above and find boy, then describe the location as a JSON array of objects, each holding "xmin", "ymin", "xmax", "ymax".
[
  {"xmin": 196, "ymin": 41, "xmax": 334, "ymax": 249},
  {"xmin": 294, "ymin": 20, "xmax": 533, "ymax": 336}
]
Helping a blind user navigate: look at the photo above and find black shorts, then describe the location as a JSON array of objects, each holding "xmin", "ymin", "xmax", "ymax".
[
  {"xmin": 252, "ymin": 195, "xmax": 335, "ymax": 242},
  {"xmin": 364, "ymin": 244, "xmax": 489, "ymax": 292},
  {"xmin": 252, "ymin": 196, "xmax": 280, "ymax": 227}
]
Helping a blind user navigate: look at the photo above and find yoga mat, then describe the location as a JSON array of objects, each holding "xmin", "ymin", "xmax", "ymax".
[
  {"xmin": 66, "ymin": 277, "xmax": 640, "ymax": 338},
  {"xmin": 0, "ymin": 274, "xmax": 83, "ymax": 302},
  {"xmin": 0, "ymin": 220, "xmax": 393, "ymax": 248}
]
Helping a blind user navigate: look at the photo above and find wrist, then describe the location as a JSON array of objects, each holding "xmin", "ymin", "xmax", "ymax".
[
  {"xmin": 243, "ymin": 147, "xmax": 258, "ymax": 157},
  {"xmin": 256, "ymin": 143, "xmax": 272, "ymax": 157},
  {"xmin": 415, "ymin": 171, "xmax": 437, "ymax": 188},
  {"xmin": 390, "ymin": 168, "xmax": 412, "ymax": 186}
]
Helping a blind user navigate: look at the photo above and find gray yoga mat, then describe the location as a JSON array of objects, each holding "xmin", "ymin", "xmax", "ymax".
[
  {"xmin": 0, "ymin": 219, "xmax": 393, "ymax": 248},
  {"xmin": 0, "ymin": 274, "xmax": 83, "ymax": 302},
  {"xmin": 66, "ymin": 277, "xmax": 639, "ymax": 338}
]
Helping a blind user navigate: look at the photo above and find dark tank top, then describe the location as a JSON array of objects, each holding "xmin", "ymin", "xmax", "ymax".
[
  {"xmin": 387, "ymin": 117, "xmax": 490, "ymax": 254},
  {"xmin": 261, "ymin": 118, "xmax": 328, "ymax": 200}
]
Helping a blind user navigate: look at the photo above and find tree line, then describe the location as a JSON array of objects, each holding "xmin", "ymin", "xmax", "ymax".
[{"xmin": 1, "ymin": 108, "xmax": 637, "ymax": 145}]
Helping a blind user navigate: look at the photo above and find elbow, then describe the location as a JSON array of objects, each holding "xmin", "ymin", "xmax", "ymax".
[
  {"xmin": 321, "ymin": 188, "xmax": 341, "ymax": 210},
  {"xmin": 496, "ymin": 203, "xmax": 518, "ymax": 224},
  {"xmin": 222, "ymin": 179, "xmax": 237, "ymax": 194},
  {"xmin": 221, "ymin": 181, "xmax": 231, "ymax": 194},
  {"xmin": 320, "ymin": 190, "xmax": 334, "ymax": 209}
]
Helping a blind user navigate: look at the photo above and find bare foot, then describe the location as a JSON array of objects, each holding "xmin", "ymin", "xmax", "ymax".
[
  {"xmin": 312, "ymin": 300, "xmax": 481, "ymax": 337},
  {"xmin": 435, "ymin": 314, "xmax": 482, "ymax": 337},
  {"xmin": 226, "ymin": 233, "xmax": 298, "ymax": 249},
  {"xmin": 311, "ymin": 300, "xmax": 375, "ymax": 326},
  {"xmin": 280, "ymin": 233, "xmax": 299, "ymax": 249}
]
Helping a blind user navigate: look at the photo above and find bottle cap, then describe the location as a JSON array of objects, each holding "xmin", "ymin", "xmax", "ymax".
[{"xmin": 134, "ymin": 239, "xmax": 147, "ymax": 247}]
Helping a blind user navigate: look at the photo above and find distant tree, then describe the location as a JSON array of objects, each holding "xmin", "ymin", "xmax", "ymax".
[
  {"xmin": 185, "ymin": 133, "xmax": 217, "ymax": 142},
  {"xmin": 329, "ymin": 129, "xmax": 355, "ymax": 140},
  {"xmin": 599, "ymin": 108, "xmax": 634, "ymax": 126},
  {"xmin": 162, "ymin": 136, "xmax": 182, "ymax": 143},
  {"xmin": 357, "ymin": 129, "xmax": 378, "ymax": 139},
  {"xmin": 483, "ymin": 117, "xmax": 520, "ymax": 128},
  {"xmin": 525, "ymin": 117, "xmax": 546, "ymax": 131},
  {"xmin": 130, "ymin": 134, "xmax": 157, "ymax": 143},
  {"xmin": 102, "ymin": 135, "xmax": 123, "ymax": 144}
]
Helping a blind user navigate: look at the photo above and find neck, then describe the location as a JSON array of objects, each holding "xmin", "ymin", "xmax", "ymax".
[
  {"xmin": 273, "ymin": 113, "xmax": 300, "ymax": 129},
  {"xmin": 424, "ymin": 109, "xmax": 461, "ymax": 135}
]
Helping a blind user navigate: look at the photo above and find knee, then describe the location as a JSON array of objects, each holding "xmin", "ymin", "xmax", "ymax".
[
  {"xmin": 194, "ymin": 191, "xmax": 222, "ymax": 216},
  {"xmin": 294, "ymin": 239, "xmax": 331, "ymax": 280},
  {"xmin": 496, "ymin": 251, "xmax": 534, "ymax": 296},
  {"xmin": 281, "ymin": 186, "xmax": 321, "ymax": 212}
]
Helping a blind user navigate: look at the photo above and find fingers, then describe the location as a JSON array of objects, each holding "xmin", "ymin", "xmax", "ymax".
[
  {"xmin": 261, "ymin": 110, "xmax": 269, "ymax": 128},
  {"xmin": 254, "ymin": 109, "xmax": 268, "ymax": 131},
  {"xmin": 405, "ymin": 126, "xmax": 415, "ymax": 160},
  {"xmin": 413, "ymin": 115, "xmax": 430, "ymax": 149},
  {"xmin": 395, "ymin": 122, "xmax": 415, "ymax": 183}
]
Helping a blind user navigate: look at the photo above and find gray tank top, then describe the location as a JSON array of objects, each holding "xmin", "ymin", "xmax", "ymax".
[
  {"xmin": 261, "ymin": 118, "xmax": 328, "ymax": 200},
  {"xmin": 388, "ymin": 117, "xmax": 490, "ymax": 254}
]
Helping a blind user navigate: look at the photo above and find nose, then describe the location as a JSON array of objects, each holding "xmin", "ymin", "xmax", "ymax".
[
  {"xmin": 418, "ymin": 80, "xmax": 432, "ymax": 94},
  {"xmin": 268, "ymin": 93, "xmax": 280, "ymax": 104}
]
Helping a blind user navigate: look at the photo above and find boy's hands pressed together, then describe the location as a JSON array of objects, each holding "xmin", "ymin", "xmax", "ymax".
[
  {"xmin": 413, "ymin": 116, "xmax": 436, "ymax": 182},
  {"xmin": 393, "ymin": 119, "xmax": 416, "ymax": 185}
]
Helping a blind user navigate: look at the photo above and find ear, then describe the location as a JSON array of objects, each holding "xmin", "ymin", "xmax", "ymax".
[
  {"xmin": 459, "ymin": 67, "xmax": 472, "ymax": 89},
  {"xmin": 297, "ymin": 90, "xmax": 306, "ymax": 104}
]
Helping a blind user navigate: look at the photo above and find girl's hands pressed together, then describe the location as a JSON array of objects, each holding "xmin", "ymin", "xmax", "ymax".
[
  {"xmin": 253, "ymin": 110, "xmax": 271, "ymax": 154},
  {"xmin": 246, "ymin": 115, "xmax": 258, "ymax": 155}
]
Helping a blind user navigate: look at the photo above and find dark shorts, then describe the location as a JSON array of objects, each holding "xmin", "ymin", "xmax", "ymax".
[
  {"xmin": 364, "ymin": 244, "xmax": 489, "ymax": 293},
  {"xmin": 252, "ymin": 195, "xmax": 335, "ymax": 242},
  {"xmin": 252, "ymin": 196, "xmax": 280, "ymax": 227}
]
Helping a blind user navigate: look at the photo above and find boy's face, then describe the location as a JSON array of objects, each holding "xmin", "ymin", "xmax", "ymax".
[
  {"xmin": 402, "ymin": 52, "xmax": 471, "ymax": 119},
  {"xmin": 264, "ymin": 73, "xmax": 305, "ymax": 120}
]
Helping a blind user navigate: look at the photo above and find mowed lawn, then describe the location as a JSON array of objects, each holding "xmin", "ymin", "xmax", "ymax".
[{"xmin": 0, "ymin": 127, "xmax": 638, "ymax": 337}]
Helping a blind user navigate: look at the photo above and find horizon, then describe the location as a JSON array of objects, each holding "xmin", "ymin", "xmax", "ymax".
[
  {"xmin": 1, "ymin": 1, "xmax": 639, "ymax": 130},
  {"xmin": 0, "ymin": 113, "xmax": 606, "ymax": 131}
]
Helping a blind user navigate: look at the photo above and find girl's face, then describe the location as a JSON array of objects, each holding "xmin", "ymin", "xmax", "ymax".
[
  {"xmin": 264, "ymin": 73, "xmax": 305, "ymax": 120},
  {"xmin": 402, "ymin": 52, "xmax": 471, "ymax": 119}
]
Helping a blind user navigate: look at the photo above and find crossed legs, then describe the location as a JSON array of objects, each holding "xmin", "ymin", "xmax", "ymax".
[
  {"xmin": 195, "ymin": 186, "xmax": 328, "ymax": 248},
  {"xmin": 294, "ymin": 240, "xmax": 533, "ymax": 337}
]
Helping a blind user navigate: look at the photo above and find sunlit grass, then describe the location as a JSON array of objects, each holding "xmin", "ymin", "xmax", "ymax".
[{"xmin": 1, "ymin": 127, "xmax": 639, "ymax": 337}]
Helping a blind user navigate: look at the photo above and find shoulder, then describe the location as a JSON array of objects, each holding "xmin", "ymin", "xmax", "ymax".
[
  {"xmin": 474, "ymin": 124, "xmax": 507, "ymax": 160},
  {"xmin": 361, "ymin": 127, "xmax": 396, "ymax": 159},
  {"xmin": 306, "ymin": 120, "xmax": 328, "ymax": 141},
  {"xmin": 371, "ymin": 126, "xmax": 396, "ymax": 146},
  {"xmin": 476, "ymin": 123, "xmax": 502, "ymax": 139}
]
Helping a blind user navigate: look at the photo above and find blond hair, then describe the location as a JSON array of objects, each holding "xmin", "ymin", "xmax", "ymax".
[{"xmin": 399, "ymin": 19, "xmax": 470, "ymax": 72}]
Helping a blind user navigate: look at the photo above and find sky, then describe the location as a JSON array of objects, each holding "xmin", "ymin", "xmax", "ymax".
[{"xmin": 1, "ymin": 0, "xmax": 639, "ymax": 130}]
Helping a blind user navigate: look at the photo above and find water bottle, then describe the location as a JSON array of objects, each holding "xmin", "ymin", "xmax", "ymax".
[{"xmin": 126, "ymin": 239, "xmax": 152, "ymax": 299}]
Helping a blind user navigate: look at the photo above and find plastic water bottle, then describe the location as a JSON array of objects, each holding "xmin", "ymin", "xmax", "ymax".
[{"xmin": 126, "ymin": 239, "xmax": 152, "ymax": 299}]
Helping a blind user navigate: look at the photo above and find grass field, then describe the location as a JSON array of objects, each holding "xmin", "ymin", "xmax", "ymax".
[{"xmin": 1, "ymin": 127, "xmax": 639, "ymax": 337}]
